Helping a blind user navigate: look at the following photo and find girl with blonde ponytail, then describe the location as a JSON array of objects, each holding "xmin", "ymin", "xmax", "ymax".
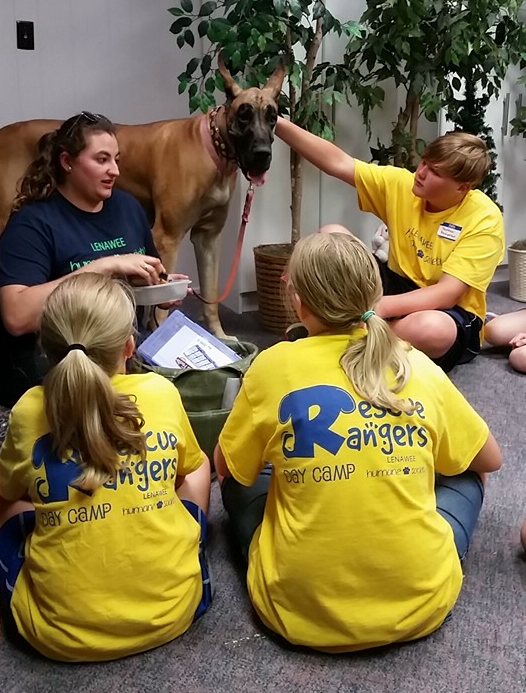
[
  {"xmin": 215, "ymin": 229, "xmax": 501, "ymax": 653},
  {"xmin": 0, "ymin": 273, "xmax": 211, "ymax": 661}
]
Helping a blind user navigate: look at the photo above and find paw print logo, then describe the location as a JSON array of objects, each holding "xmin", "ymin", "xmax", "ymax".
[
  {"xmin": 403, "ymin": 467, "xmax": 410, "ymax": 475},
  {"xmin": 157, "ymin": 500, "xmax": 164, "ymax": 509},
  {"xmin": 417, "ymin": 249, "xmax": 424, "ymax": 258}
]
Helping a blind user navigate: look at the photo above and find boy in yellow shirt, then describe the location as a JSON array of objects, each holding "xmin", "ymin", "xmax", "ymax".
[{"xmin": 276, "ymin": 121, "xmax": 504, "ymax": 372}]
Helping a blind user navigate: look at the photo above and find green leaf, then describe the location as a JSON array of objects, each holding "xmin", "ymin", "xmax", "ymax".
[
  {"xmin": 198, "ymin": 21, "xmax": 209, "ymax": 38},
  {"xmin": 290, "ymin": 63, "xmax": 302, "ymax": 89},
  {"xmin": 205, "ymin": 76, "xmax": 217, "ymax": 93},
  {"xmin": 201, "ymin": 54, "xmax": 212, "ymax": 77},
  {"xmin": 186, "ymin": 57, "xmax": 200, "ymax": 76},
  {"xmin": 167, "ymin": 7, "xmax": 184, "ymax": 17},
  {"xmin": 322, "ymin": 89, "xmax": 334, "ymax": 105},
  {"xmin": 313, "ymin": 1, "xmax": 326, "ymax": 21},
  {"xmin": 230, "ymin": 49, "xmax": 242, "ymax": 70},
  {"xmin": 207, "ymin": 18, "xmax": 231, "ymax": 42},
  {"xmin": 289, "ymin": 0, "xmax": 302, "ymax": 21},
  {"xmin": 322, "ymin": 12, "xmax": 335, "ymax": 35},
  {"xmin": 198, "ymin": 94, "xmax": 210, "ymax": 113},
  {"xmin": 181, "ymin": 0, "xmax": 193, "ymax": 12},
  {"xmin": 176, "ymin": 34, "xmax": 185, "ymax": 48},
  {"xmin": 184, "ymin": 29, "xmax": 195, "ymax": 47},
  {"xmin": 343, "ymin": 20, "xmax": 363, "ymax": 38},
  {"xmin": 273, "ymin": 0, "xmax": 286, "ymax": 15},
  {"xmin": 178, "ymin": 75, "xmax": 188, "ymax": 94},
  {"xmin": 321, "ymin": 124, "xmax": 335, "ymax": 141},
  {"xmin": 169, "ymin": 16, "xmax": 192, "ymax": 34},
  {"xmin": 199, "ymin": 1, "xmax": 217, "ymax": 16}
]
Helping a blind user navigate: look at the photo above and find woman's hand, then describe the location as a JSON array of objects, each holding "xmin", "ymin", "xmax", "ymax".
[
  {"xmin": 509, "ymin": 332, "xmax": 526, "ymax": 349},
  {"xmin": 92, "ymin": 254, "xmax": 166, "ymax": 284},
  {"xmin": 157, "ymin": 273, "xmax": 192, "ymax": 309}
]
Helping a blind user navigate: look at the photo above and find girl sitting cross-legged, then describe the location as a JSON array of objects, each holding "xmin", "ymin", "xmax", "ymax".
[
  {"xmin": 214, "ymin": 230, "xmax": 501, "ymax": 653},
  {"xmin": 0, "ymin": 272, "xmax": 211, "ymax": 662}
]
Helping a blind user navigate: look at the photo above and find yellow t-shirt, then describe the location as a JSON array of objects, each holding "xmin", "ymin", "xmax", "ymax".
[
  {"xmin": 0, "ymin": 373, "xmax": 204, "ymax": 662},
  {"xmin": 354, "ymin": 160, "xmax": 505, "ymax": 321},
  {"xmin": 219, "ymin": 333, "xmax": 489, "ymax": 652}
]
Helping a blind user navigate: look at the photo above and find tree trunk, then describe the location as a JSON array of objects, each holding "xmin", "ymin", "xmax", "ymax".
[
  {"xmin": 407, "ymin": 89, "xmax": 420, "ymax": 170},
  {"xmin": 393, "ymin": 85, "xmax": 420, "ymax": 168},
  {"xmin": 287, "ymin": 12, "xmax": 324, "ymax": 244},
  {"xmin": 290, "ymin": 150, "xmax": 302, "ymax": 244}
]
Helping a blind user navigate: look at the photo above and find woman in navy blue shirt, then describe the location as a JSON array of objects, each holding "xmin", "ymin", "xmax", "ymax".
[{"xmin": 0, "ymin": 112, "xmax": 166, "ymax": 407}]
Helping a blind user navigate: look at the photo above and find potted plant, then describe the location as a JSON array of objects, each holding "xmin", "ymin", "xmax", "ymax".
[
  {"xmin": 167, "ymin": 0, "xmax": 361, "ymax": 331},
  {"xmin": 507, "ymin": 240, "xmax": 526, "ymax": 302}
]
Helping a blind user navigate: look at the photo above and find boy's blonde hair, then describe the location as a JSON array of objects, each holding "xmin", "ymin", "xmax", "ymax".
[
  {"xmin": 40, "ymin": 273, "xmax": 146, "ymax": 491},
  {"xmin": 287, "ymin": 232, "xmax": 414, "ymax": 413},
  {"xmin": 422, "ymin": 131, "xmax": 490, "ymax": 186}
]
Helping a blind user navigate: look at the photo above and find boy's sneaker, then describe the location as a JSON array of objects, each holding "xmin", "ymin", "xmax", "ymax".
[{"xmin": 284, "ymin": 322, "xmax": 308, "ymax": 341}]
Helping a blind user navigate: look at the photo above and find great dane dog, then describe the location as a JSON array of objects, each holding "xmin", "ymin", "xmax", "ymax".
[{"xmin": 0, "ymin": 56, "xmax": 285, "ymax": 337}]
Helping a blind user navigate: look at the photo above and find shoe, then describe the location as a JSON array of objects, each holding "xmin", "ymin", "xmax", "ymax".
[{"xmin": 284, "ymin": 322, "xmax": 308, "ymax": 341}]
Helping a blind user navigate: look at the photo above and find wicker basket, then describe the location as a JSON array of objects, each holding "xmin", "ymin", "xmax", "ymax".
[
  {"xmin": 253, "ymin": 243, "xmax": 297, "ymax": 333},
  {"xmin": 508, "ymin": 245, "xmax": 526, "ymax": 302}
]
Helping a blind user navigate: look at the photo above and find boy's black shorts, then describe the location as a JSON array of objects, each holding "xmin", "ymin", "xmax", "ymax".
[{"xmin": 375, "ymin": 259, "xmax": 483, "ymax": 373}]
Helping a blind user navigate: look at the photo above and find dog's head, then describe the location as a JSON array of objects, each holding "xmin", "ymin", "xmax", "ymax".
[{"xmin": 218, "ymin": 55, "xmax": 285, "ymax": 185}]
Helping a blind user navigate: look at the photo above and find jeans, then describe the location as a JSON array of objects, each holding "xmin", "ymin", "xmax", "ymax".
[{"xmin": 221, "ymin": 465, "xmax": 484, "ymax": 562}]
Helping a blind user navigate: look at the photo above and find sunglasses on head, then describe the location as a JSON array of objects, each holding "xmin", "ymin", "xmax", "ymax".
[{"xmin": 63, "ymin": 111, "xmax": 103, "ymax": 138}]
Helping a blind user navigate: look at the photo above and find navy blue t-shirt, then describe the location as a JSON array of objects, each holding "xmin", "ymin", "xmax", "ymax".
[
  {"xmin": 0, "ymin": 189, "xmax": 157, "ymax": 285},
  {"xmin": 0, "ymin": 189, "xmax": 158, "ymax": 407}
]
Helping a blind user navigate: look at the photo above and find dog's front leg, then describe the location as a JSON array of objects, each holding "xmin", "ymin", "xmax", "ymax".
[{"xmin": 191, "ymin": 227, "xmax": 231, "ymax": 339}]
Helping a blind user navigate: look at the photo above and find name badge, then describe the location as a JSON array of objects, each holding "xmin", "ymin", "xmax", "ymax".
[{"xmin": 437, "ymin": 222, "xmax": 462, "ymax": 241}]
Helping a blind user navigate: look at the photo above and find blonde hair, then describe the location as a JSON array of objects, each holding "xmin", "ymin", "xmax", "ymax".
[
  {"xmin": 40, "ymin": 273, "xmax": 146, "ymax": 491},
  {"xmin": 287, "ymin": 233, "xmax": 414, "ymax": 413},
  {"xmin": 422, "ymin": 131, "xmax": 490, "ymax": 186}
]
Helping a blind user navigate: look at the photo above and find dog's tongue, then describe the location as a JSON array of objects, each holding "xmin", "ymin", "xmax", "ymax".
[{"xmin": 247, "ymin": 172, "xmax": 267, "ymax": 187}]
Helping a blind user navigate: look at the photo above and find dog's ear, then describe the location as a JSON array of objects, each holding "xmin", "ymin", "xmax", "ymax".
[
  {"xmin": 217, "ymin": 52, "xmax": 242, "ymax": 101},
  {"xmin": 262, "ymin": 60, "xmax": 286, "ymax": 101}
]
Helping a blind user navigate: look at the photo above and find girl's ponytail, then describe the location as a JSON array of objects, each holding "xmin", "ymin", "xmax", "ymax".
[
  {"xmin": 287, "ymin": 232, "xmax": 414, "ymax": 413},
  {"xmin": 41, "ymin": 273, "xmax": 146, "ymax": 491}
]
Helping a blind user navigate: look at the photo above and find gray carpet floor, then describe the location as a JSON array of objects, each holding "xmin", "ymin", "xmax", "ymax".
[{"xmin": 0, "ymin": 282, "xmax": 525, "ymax": 693}]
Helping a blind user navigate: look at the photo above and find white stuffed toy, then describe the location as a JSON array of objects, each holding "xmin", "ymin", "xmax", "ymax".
[{"xmin": 371, "ymin": 223, "xmax": 389, "ymax": 263}]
